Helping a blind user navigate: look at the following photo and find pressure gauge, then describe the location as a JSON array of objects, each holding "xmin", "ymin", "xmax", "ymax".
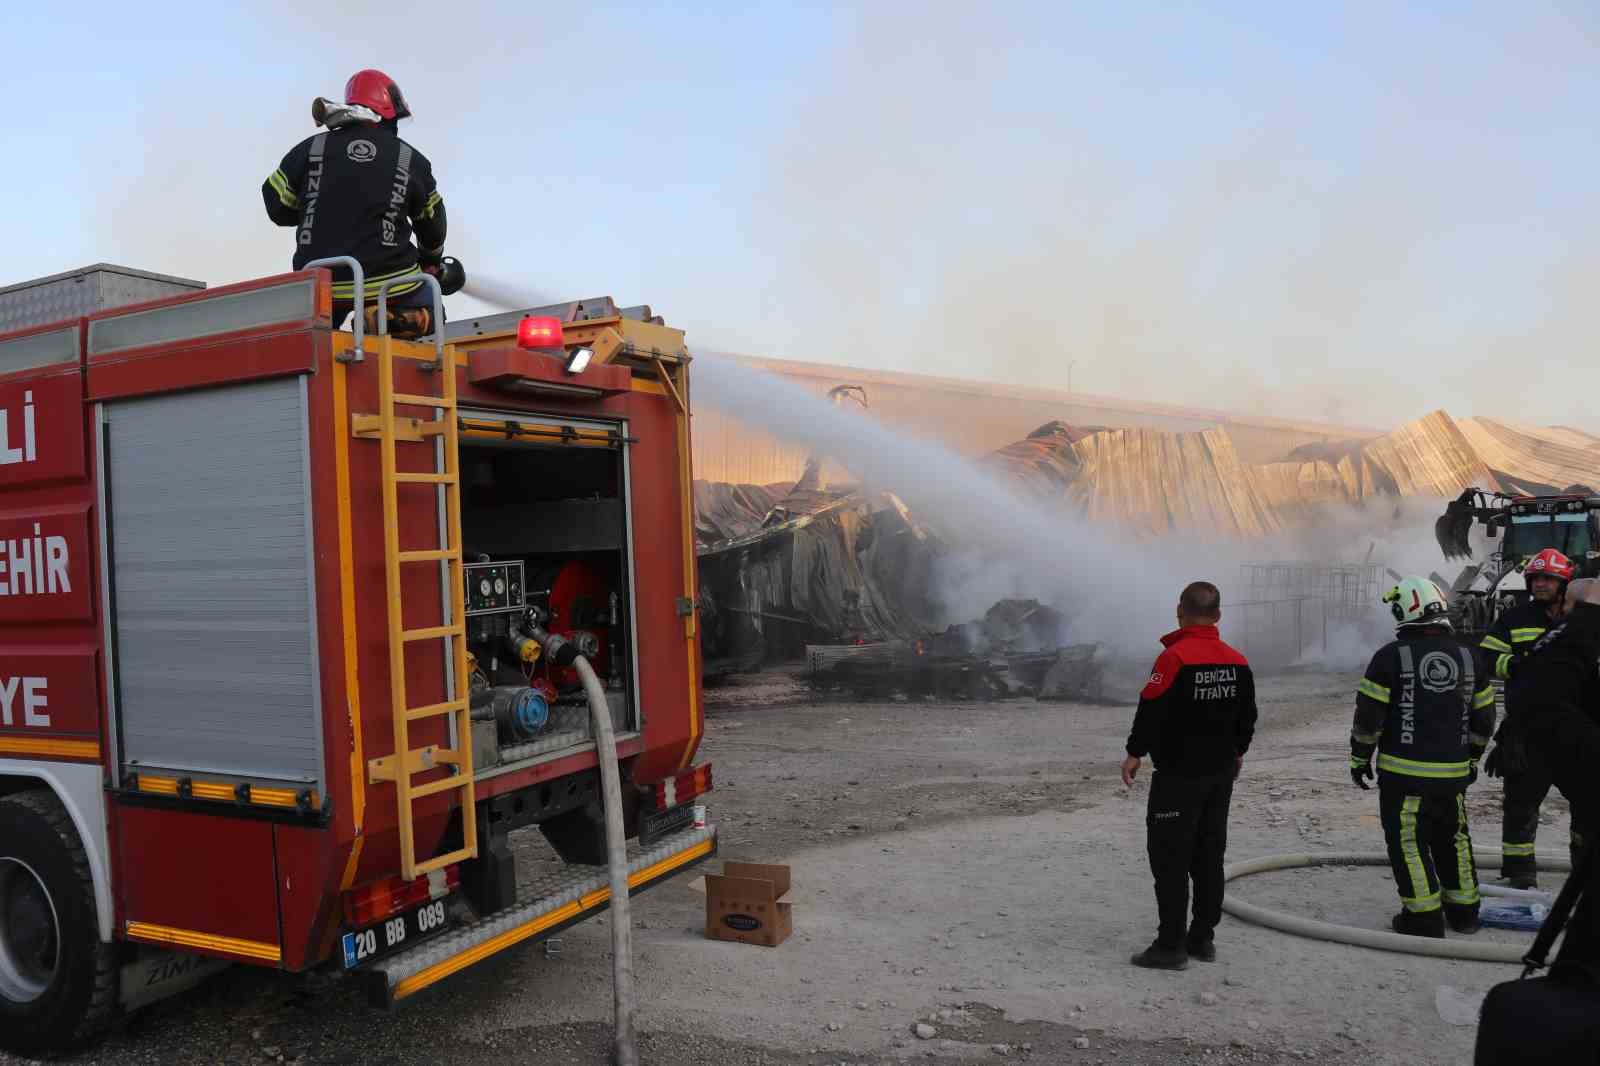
[
  {"xmin": 494, "ymin": 577, "xmax": 506, "ymax": 595},
  {"xmin": 479, "ymin": 578, "xmax": 492, "ymax": 597}
]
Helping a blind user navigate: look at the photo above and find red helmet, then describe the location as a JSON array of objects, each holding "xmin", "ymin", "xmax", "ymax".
[
  {"xmin": 1526, "ymin": 548, "xmax": 1576, "ymax": 583},
  {"xmin": 344, "ymin": 69, "xmax": 410, "ymax": 120}
]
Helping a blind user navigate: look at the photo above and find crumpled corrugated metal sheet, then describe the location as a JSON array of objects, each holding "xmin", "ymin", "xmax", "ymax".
[
  {"xmin": 695, "ymin": 482, "xmax": 945, "ymax": 665},
  {"xmin": 1456, "ymin": 417, "xmax": 1600, "ymax": 495},
  {"xmin": 692, "ymin": 480, "xmax": 786, "ymax": 547},
  {"xmin": 992, "ymin": 425, "xmax": 1285, "ymax": 538},
  {"xmin": 981, "ymin": 410, "xmax": 1516, "ymax": 537},
  {"xmin": 1358, "ymin": 410, "xmax": 1495, "ymax": 498},
  {"xmin": 982, "ymin": 421, "xmax": 1090, "ymax": 495}
]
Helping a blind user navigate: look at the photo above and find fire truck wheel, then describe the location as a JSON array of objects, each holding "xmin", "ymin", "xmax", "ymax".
[
  {"xmin": 538, "ymin": 802, "xmax": 611, "ymax": 865},
  {"xmin": 0, "ymin": 790, "xmax": 117, "ymax": 1056}
]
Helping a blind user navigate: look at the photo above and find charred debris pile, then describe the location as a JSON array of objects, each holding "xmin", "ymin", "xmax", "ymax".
[{"xmin": 693, "ymin": 449, "xmax": 1104, "ymax": 701}]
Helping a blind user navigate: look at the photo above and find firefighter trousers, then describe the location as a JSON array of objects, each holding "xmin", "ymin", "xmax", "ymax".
[
  {"xmin": 1379, "ymin": 781, "xmax": 1478, "ymax": 914},
  {"xmin": 1146, "ymin": 770, "xmax": 1234, "ymax": 949},
  {"xmin": 1502, "ymin": 759, "xmax": 1553, "ymax": 880},
  {"xmin": 332, "ymin": 284, "xmax": 435, "ymax": 331}
]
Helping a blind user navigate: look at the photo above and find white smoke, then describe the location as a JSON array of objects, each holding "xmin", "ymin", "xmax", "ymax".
[{"xmin": 694, "ymin": 352, "xmax": 1461, "ymax": 673}]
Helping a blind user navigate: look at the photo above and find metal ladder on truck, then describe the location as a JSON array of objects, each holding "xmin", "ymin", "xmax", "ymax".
[{"xmin": 336, "ymin": 264, "xmax": 478, "ymax": 881}]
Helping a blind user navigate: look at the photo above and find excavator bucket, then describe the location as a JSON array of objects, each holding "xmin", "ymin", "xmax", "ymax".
[{"xmin": 1435, "ymin": 492, "xmax": 1477, "ymax": 560}]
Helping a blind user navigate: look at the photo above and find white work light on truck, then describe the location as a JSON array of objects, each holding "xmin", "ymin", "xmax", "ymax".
[{"xmin": 565, "ymin": 347, "xmax": 593, "ymax": 374}]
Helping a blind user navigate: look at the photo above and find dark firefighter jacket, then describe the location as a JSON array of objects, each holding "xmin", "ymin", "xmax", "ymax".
[
  {"xmin": 262, "ymin": 123, "xmax": 446, "ymax": 303},
  {"xmin": 1482, "ymin": 598, "xmax": 1560, "ymax": 768},
  {"xmin": 1514, "ymin": 602, "xmax": 1600, "ymax": 970},
  {"xmin": 1351, "ymin": 628, "xmax": 1495, "ymax": 790},
  {"xmin": 1127, "ymin": 625, "xmax": 1257, "ymax": 778},
  {"xmin": 1516, "ymin": 603, "xmax": 1600, "ymax": 821},
  {"xmin": 1482, "ymin": 598, "xmax": 1558, "ymax": 687}
]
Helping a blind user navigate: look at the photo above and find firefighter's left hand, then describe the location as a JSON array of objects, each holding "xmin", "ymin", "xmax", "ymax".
[
  {"xmin": 1351, "ymin": 762, "xmax": 1374, "ymax": 790},
  {"xmin": 1120, "ymin": 754, "xmax": 1141, "ymax": 787}
]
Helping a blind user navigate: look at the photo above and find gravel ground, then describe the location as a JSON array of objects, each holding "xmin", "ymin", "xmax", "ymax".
[{"xmin": 4, "ymin": 666, "xmax": 1570, "ymax": 1065}]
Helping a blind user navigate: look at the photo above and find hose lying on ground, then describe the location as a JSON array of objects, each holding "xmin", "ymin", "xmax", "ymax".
[{"xmin": 1222, "ymin": 850, "xmax": 1573, "ymax": 963}]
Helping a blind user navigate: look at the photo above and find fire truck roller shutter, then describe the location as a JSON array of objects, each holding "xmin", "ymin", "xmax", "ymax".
[{"xmin": 100, "ymin": 376, "xmax": 326, "ymax": 795}]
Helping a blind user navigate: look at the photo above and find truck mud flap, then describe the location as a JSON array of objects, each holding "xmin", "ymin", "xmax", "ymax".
[{"xmin": 360, "ymin": 824, "xmax": 717, "ymax": 1007}]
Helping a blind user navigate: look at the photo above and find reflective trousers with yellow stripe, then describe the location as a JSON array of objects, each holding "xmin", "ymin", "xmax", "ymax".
[
  {"xmin": 1502, "ymin": 756, "xmax": 1553, "ymax": 880},
  {"xmin": 1379, "ymin": 781, "xmax": 1479, "ymax": 914},
  {"xmin": 331, "ymin": 282, "xmax": 433, "ymax": 331}
]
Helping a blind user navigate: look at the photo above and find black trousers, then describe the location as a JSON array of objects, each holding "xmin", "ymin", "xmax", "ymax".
[
  {"xmin": 1379, "ymin": 781, "xmax": 1478, "ymax": 913},
  {"xmin": 1503, "ymin": 758, "xmax": 1553, "ymax": 879},
  {"xmin": 1147, "ymin": 770, "xmax": 1233, "ymax": 948}
]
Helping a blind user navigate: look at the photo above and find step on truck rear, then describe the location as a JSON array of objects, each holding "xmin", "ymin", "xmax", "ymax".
[{"xmin": 0, "ymin": 265, "xmax": 715, "ymax": 1054}]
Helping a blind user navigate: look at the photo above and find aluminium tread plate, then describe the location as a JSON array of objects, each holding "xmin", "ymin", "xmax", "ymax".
[
  {"xmin": 0, "ymin": 264, "xmax": 205, "ymax": 335},
  {"xmin": 365, "ymin": 823, "xmax": 717, "ymax": 1005}
]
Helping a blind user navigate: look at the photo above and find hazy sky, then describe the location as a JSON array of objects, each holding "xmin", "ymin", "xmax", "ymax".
[{"xmin": 9, "ymin": 2, "xmax": 1597, "ymax": 430}]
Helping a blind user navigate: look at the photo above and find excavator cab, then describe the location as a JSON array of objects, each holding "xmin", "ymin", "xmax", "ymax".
[{"xmin": 1434, "ymin": 488, "xmax": 1600, "ymax": 641}]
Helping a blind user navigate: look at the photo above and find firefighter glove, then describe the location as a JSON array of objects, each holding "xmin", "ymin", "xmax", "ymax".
[
  {"xmin": 1350, "ymin": 760, "xmax": 1374, "ymax": 790},
  {"xmin": 1484, "ymin": 745, "xmax": 1503, "ymax": 779}
]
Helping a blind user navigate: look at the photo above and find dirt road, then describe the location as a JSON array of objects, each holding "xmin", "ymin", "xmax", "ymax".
[{"xmin": 8, "ymin": 667, "xmax": 1569, "ymax": 1065}]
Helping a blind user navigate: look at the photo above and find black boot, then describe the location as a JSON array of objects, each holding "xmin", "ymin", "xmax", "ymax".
[
  {"xmin": 1185, "ymin": 934, "xmax": 1217, "ymax": 962},
  {"xmin": 1444, "ymin": 903, "xmax": 1481, "ymax": 935},
  {"xmin": 1391, "ymin": 909, "xmax": 1446, "ymax": 939},
  {"xmin": 1502, "ymin": 858, "xmax": 1538, "ymax": 891},
  {"xmin": 1131, "ymin": 941, "xmax": 1189, "ymax": 970}
]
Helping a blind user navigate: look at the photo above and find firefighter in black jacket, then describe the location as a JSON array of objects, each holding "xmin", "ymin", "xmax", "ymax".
[
  {"xmin": 1515, "ymin": 580, "xmax": 1600, "ymax": 957},
  {"xmin": 1481, "ymin": 548, "xmax": 1575, "ymax": 888},
  {"xmin": 1122, "ymin": 581, "xmax": 1257, "ymax": 970},
  {"xmin": 1474, "ymin": 579, "xmax": 1600, "ymax": 1065},
  {"xmin": 262, "ymin": 70, "xmax": 448, "ymax": 335},
  {"xmin": 1351, "ymin": 577, "xmax": 1497, "ymax": 937}
]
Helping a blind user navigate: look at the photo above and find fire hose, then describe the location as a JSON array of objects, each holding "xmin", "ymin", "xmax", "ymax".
[
  {"xmin": 1222, "ymin": 850, "xmax": 1573, "ymax": 962},
  {"xmin": 522, "ymin": 624, "xmax": 638, "ymax": 1066}
]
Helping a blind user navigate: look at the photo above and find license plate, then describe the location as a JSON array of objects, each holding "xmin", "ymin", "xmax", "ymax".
[
  {"xmin": 639, "ymin": 801, "xmax": 695, "ymax": 846},
  {"xmin": 341, "ymin": 898, "xmax": 450, "ymax": 969}
]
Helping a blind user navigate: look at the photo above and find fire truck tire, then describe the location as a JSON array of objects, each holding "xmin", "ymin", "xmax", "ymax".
[{"xmin": 0, "ymin": 790, "xmax": 117, "ymax": 1057}]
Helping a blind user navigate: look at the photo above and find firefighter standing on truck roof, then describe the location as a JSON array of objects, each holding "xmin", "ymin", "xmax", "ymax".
[
  {"xmin": 261, "ymin": 69, "xmax": 448, "ymax": 336},
  {"xmin": 1482, "ymin": 548, "xmax": 1576, "ymax": 888},
  {"xmin": 1350, "ymin": 577, "xmax": 1497, "ymax": 938},
  {"xmin": 1122, "ymin": 581, "xmax": 1257, "ymax": 971}
]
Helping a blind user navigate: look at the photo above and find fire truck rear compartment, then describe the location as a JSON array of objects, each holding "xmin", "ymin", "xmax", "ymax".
[{"xmin": 457, "ymin": 432, "xmax": 638, "ymax": 770}]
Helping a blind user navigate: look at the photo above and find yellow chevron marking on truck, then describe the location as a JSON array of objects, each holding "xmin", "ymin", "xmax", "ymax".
[{"xmin": 125, "ymin": 922, "xmax": 282, "ymax": 963}]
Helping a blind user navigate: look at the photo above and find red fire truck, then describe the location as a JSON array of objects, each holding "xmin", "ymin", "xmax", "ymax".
[{"xmin": 0, "ymin": 264, "xmax": 715, "ymax": 1054}]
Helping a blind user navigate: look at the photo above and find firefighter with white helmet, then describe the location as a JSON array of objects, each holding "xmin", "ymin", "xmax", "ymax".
[
  {"xmin": 1350, "ymin": 577, "xmax": 1498, "ymax": 937},
  {"xmin": 1483, "ymin": 547, "xmax": 1579, "ymax": 887}
]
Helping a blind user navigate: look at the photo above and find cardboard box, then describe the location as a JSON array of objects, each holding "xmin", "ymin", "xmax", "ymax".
[{"xmin": 704, "ymin": 862, "xmax": 792, "ymax": 948}]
